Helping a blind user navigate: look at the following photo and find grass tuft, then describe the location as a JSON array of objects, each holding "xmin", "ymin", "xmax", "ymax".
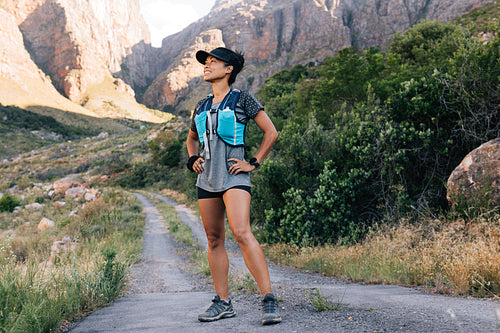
[{"xmin": 308, "ymin": 287, "xmax": 344, "ymax": 312}]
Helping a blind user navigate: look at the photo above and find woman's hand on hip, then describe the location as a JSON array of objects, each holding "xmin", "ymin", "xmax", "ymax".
[
  {"xmin": 227, "ymin": 158, "xmax": 255, "ymax": 175},
  {"xmin": 193, "ymin": 157, "xmax": 205, "ymax": 174}
]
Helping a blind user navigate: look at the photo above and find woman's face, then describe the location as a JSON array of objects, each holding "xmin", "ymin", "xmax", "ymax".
[{"xmin": 203, "ymin": 55, "xmax": 232, "ymax": 83}]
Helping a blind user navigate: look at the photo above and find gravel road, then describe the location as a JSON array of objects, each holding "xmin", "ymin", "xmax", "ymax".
[{"xmin": 69, "ymin": 192, "xmax": 499, "ymax": 332}]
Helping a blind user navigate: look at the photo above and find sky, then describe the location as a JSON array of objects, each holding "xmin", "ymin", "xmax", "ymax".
[{"xmin": 139, "ymin": 0, "xmax": 216, "ymax": 47}]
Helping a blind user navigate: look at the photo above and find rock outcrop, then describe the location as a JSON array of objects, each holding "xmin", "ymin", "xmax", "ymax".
[
  {"xmin": 143, "ymin": 0, "xmax": 494, "ymax": 112},
  {"xmin": 447, "ymin": 138, "xmax": 500, "ymax": 208},
  {"xmin": 0, "ymin": 7, "xmax": 72, "ymax": 108},
  {"xmin": 0, "ymin": 0, "xmax": 168, "ymax": 123},
  {"xmin": 4, "ymin": 0, "xmax": 156, "ymax": 102},
  {"xmin": 142, "ymin": 29, "xmax": 224, "ymax": 111},
  {"xmin": 47, "ymin": 175, "xmax": 101, "ymax": 202}
]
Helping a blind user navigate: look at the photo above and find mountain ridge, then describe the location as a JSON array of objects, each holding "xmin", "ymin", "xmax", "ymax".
[
  {"xmin": 144, "ymin": 0, "xmax": 495, "ymax": 113},
  {"xmin": 0, "ymin": 0, "xmax": 495, "ymax": 120}
]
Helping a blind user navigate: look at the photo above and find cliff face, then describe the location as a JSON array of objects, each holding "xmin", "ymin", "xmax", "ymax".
[
  {"xmin": 0, "ymin": 6, "xmax": 97, "ymax": 116},
  {"xmin": 143, "ymin": 0, "xmax": 494, "ymax": 112},
  {"xmin": 1, "ymin": 0, "xmax": 158, "ymax": 103},
  {"xmin": 0, "ymin": 7, "xmax": 52, "ymax": 89},
  {"xmin": 0, "ymin": 0, "xmax": 494, "ymax": 118}
]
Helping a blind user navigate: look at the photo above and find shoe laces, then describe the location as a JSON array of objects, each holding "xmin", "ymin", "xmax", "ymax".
[
  {"xmin": 263, "ymin": 296, "xmax": 277, "ymax": 313},
  {"xmin": 208, "ymin": 296, "xmax": 228, "ymax": 312}
]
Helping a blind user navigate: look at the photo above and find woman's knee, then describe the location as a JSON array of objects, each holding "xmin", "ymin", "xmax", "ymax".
[
  {"xmin": 232, "ymin": 229, "xmax": 255, "ymax": 247},
  {"xmin": 206, "ymin": 232, "xmax": 225, "ymax": 249}
]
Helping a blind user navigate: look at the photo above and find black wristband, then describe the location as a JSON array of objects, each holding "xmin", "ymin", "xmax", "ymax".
[
  {"xmin": 187, "ymin": 155, "xmax": 199, "ymax": 172},
  {"xmin": 249, "ymin": 157, "xmax": 260, "ymax": 169}
]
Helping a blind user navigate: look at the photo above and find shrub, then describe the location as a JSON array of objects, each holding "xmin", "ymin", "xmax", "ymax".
[
  {"xmin": 252, "ymin": 20, "xmax": 499, "ymax": 245},
  {"xmin": 263, "ymin": 162, "xmax": 371, "ymax": 246},
  {"xmin": 0, "ymin": 194, "xmax": 20, "ymax": 212},
  {"xmin": 148, "ymin": 130, "xmax": 183, "ymax": 168}
]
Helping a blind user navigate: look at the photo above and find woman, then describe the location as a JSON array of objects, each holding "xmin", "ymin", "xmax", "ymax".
[{"xmin": 186, "ymin": 47, "xmax": 281, "ymax": 325}]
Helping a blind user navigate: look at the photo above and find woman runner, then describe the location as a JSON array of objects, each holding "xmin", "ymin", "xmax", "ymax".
[{"xmin": 186, "ymin": 47, "xmax": 281, "ymax": 325}]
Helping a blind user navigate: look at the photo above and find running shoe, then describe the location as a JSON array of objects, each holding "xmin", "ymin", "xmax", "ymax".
[
  {"xmin": 261, "ymin": 293, "xmax": 282, "ymax": 325},
  {"xmin": 198, "ymin": 296, "xmax": 236, "ymax": 322}
]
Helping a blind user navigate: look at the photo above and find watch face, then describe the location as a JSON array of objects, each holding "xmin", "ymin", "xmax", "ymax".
[{"xmin": 250, "ymin": 158, "xmax": 260, "ymax": 168}]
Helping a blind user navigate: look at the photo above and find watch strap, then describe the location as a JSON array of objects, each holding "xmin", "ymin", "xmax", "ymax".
[{"xmin": 249, "ymin": 157, "xmax": 260, "ymax": 169}]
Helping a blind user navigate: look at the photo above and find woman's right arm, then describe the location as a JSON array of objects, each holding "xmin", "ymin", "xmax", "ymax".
[
  {"xmin": 187, "ymin": 129, "xmax": 200, "ymax": 157},
  {"xmin": 187, "ymin": 129, "xmax": 204, "ymax": 173}
]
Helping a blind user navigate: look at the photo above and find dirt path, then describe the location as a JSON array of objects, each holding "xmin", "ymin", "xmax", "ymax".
[{"xmin": 69, "ymin": 192, "xmax": 499, "ymax": 332}]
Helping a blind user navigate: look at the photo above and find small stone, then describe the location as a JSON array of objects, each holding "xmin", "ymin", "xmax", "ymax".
[
  {"xmin": 25, "ymin": 202, "xmax": 43, "ymax": 209},
  {"xmin": 38, "ymin": 218, "xmax": 55, "ymax": 232},
  {"xmin": 54, "ymin": 201, "xmax": 66, "ymax": 209}
]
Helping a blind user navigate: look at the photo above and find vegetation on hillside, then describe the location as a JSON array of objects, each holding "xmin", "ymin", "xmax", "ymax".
[
  {"xmin": 249, "ymin": 19, "xmax": 499, "ymax": 246},
  {"xmin": 0, "ymin": 191, "xmax": 144, "ymax": 332},
  {"xmin": 0, "ymin": 104, "xmax": 98, "ymax": 159},
  {"xmin": 119, "ymin": 15, "xmax": 499, "ymax": 245},
  {"xmin": 0, "ymin": 127, "xmax": 154, "ymax": 331}
]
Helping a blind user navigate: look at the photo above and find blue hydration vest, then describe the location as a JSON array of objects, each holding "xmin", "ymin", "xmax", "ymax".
[{"xmin": 194, "ymin": 89, "xmax": 246, "ymax": 147}]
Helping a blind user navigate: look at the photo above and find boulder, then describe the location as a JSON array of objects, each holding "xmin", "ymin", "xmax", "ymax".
[
  {"xmin": 65, "ymin": 187, "xmax": 86, "ymax": 200},
  {"xmin": 47, "ymin": 236, "xmax": 77, "ymax": 266},
  {"xmin": 447, "ymin": 138, "xmax": 500, "ymax": 207},
  {"xmin": 53, "ymin": 177, "xmax": 82, "ymax": 195},
  {"xmin": 96, "ymin": 132, "xmax": 109, "ymax": 140},
  {"xmin": 84, "ymin": 188, "xmax": 100, "ymax": 202},
  {"xmin": 54, "ymin": 201, "xmax": 66, "ymax": 209},
  {"xmin": 37, "ymin": 217, "xmax": 55, "ymax": 232}
]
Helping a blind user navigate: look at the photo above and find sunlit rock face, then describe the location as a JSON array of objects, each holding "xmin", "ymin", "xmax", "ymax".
[
  {"xmin": 2, "ymin": 0, "xmax": 158, "ymax": 103},
  {"xmin": 0, "ymin": 0, "xmax": 493, "ymax": 113},
  {"xmin": 145, "ymin": 0, "xmax": 493, "ymax": 112}
]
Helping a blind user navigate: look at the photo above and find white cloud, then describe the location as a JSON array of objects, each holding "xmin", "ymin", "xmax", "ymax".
[{"xmin": 140, "ymin": 0, "xmax": 215, "ymax": 47}]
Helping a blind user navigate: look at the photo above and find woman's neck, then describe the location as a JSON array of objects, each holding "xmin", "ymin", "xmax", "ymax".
[{"xmin": 212, "ymin": 82, "xmax": 231, "ymax": 103}]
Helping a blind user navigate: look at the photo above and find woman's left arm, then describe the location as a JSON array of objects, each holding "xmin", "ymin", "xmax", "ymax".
[
  {"xmin": 228, "ymin": 109, "xmax": 278, "ymax": 175},
  {"xmin": 252, "ymin": 110, "xmax": 278, "ymax": 164}
]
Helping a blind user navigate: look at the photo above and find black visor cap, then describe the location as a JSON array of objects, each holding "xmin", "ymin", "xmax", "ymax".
[{"xmin": 196, "ymin": 47, "xmax": 234, "ymax": 65}]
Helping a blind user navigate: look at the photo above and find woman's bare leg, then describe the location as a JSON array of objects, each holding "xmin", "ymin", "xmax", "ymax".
[
  {"xmin": 198, "ymin": 197, "xmax": 230, "ymax": 300},
  {"xmin": 223, "ymin": 189, "xmax": 272, "ymax": 297}
]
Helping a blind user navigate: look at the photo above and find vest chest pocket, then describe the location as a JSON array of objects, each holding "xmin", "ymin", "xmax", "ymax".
[
  {"xmin": 218, "ymin": 108, "xmax": 245, "ymax": 146},
  {"xmin": 194, "ymin": 112, "xmax": 208, "ymax": 146}
]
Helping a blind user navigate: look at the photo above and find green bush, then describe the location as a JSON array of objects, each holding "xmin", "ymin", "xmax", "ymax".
[
  {"xmin": 0, "ymin": 194, "xmax": 20, "ymax": 213},
  {"xmin": 251, "ymin": 19, "xmax": 499, "ymax": 245},
  {"xmin": 263, "ymin": 162, "xmax": 371, "ymax": 246},
  {"xmin": 148, "ymin": 130, "xmax": 183, "ymax": 168}
]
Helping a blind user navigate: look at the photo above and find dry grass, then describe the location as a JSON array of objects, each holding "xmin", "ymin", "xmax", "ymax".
[
  {"xmin": 264, "ymin": 211, "xmax": 500, "ymax": 298},
  {"xmin": 0, "ymin": 188, "xmax": 145, "ymax": 332}
]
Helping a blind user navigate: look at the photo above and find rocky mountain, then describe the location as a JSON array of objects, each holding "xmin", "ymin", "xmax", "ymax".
[
  {"xmin": 143, "ymin": 0, "xmax": 494, "ymax": 113},
  {"xmin": 0, "ymin": 0, "xmax": 494, "ymax": 122},
  {"xmin": 0, "ymin": 4, "xmax": 94, "ymax": 117},
  {"xmin": 0, "ymin": 0, "xmax": 166, "ymax": 123}
]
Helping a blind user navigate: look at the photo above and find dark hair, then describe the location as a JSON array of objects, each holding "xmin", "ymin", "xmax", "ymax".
[{"xmin": 225, "ymin": 50, "xmax": 244, "ymax": 85}]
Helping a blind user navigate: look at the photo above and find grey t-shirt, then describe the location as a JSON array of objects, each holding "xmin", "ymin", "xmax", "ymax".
[{"xmin": 190, "ymin": 91, "xmax": 263, "ymax": 192}]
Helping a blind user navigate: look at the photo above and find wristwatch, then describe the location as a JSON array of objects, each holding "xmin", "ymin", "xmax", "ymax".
[{"xmin": 249, "ymin": 157, "xmax": 260, "ymax": 169}]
